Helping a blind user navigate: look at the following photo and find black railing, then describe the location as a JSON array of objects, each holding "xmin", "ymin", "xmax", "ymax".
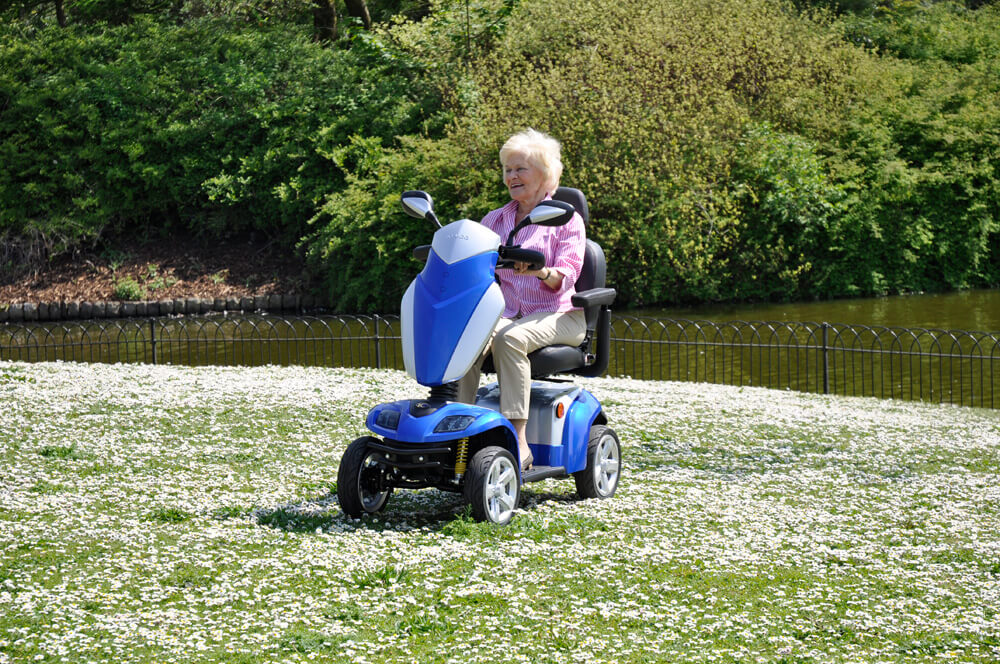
[
  {"xmin": 0, "ymin": 314, "xmax": 402, "ymax": 370},
  {"xmin": 2, "ymin": 314, "xmax": 998, "ymax": 409},
  {"xmin": 610, "ymin": 318, "xmax": 999, "ymax": 408}
]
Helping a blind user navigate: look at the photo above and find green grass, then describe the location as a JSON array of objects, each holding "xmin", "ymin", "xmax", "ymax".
[{"xmin": 0, "ymin": 361, "xmax": 998, "ymax": 663}]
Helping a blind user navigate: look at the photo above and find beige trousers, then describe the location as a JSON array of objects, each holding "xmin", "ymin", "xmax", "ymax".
[{"xmin": 457, "ymin": 309, "xmax": 586, "ymax": 419}]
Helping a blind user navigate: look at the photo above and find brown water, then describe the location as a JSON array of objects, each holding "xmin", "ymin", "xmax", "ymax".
[
  {"xmin": 629, "ymin": 288, "xmax": 1000, "ymax": 333},
  {"xmin": 5, "ymin": 291, "xmax": 998, "ymax": 406}
]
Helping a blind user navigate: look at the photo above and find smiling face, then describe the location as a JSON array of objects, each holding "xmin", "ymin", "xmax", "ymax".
[{"xmin": 503, "ymin": 152, "xmax": 548, "ymax": 209}]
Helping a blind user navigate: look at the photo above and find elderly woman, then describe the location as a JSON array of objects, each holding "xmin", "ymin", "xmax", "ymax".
[{"xmin": 458, "ymin": 129, "xmax": 587, "ymax": 471}]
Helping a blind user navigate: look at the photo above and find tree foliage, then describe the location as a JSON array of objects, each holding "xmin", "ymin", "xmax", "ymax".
[
  {"xmin": 0, "ymin": 15, "xmax": 444, "ymax": 280},
  {"xmin": 1, "ymin": 0, "xmax": 999, "ymax": 310}
]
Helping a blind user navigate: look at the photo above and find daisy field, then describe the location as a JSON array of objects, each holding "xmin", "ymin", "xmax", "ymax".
[{"xmin": 1, "ymin": 361, "xmax": 998, "ymax": 663}]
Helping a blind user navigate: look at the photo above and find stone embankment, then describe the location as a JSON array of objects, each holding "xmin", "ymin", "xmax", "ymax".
[{"xmin": 0, "ymin": 294, "xmax": 322, "ymax": 322}]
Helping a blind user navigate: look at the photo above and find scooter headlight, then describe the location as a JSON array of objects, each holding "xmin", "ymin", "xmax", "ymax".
[
  {"xmin": 434, "ymin": 415, "xmax": 475, "ymax": 433},
  {"xmin": 375, "ymin": 409, "xmax": 400, "ymax": 430}
]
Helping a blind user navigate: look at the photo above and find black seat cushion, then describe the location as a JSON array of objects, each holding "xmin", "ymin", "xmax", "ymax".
[
  {"xmin": 481, "ymin": 344, "xmax": 585, "ymax": 378},
  {"xmin": 527, "ymin": 345, "xmax": 587, "ymax": 377}
]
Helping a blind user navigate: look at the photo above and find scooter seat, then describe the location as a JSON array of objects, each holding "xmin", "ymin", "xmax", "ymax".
[
  {"xmin": 481, "ymin": 344, "xmax": 588, "ymax": 378},
  {"xmin": 478, "ymin": 187, "xmax": 614, "ymax": 381},
  {"xmin": 526, "ymin": 344, "xmax": 588, "ymax": 377}
]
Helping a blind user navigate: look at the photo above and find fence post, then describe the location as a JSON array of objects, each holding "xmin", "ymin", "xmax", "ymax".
[
  {"xmin": 373, "ymin": 314, "xmax": 381, "ymax": 369},
  {"xmin": 822, "ymin": 322, "xmax": 830, "ymax": 394},
  {"xmin": 149, "ymin": 318, "xmax": 158, "ymax": 365}
]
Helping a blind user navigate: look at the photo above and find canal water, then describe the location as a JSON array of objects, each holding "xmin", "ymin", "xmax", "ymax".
[
  {"xmin": 4, "ymin": 288, "xmax": 998, "ymax": 406},
  {"xmin": 630, "ymin": 288, "xmax": 1000, "ymax": 333}
]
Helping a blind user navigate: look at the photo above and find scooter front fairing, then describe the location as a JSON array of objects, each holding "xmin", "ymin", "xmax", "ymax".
[
  {"xmin": 400, "ymin": 219, "xmax": 505, "ymax": 387},
  {"xmin": 367, "ymin": 398, "xmax": 515, "ymax": 445}
]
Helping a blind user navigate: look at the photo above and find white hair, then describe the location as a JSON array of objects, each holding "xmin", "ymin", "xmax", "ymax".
[{"xmin": 499, "ymin": 128, "xmax": 563, "ymax": 193}]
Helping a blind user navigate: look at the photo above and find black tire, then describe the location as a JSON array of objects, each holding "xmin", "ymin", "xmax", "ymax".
[
  {"xmin": 573, "ymin": 425, "xmax": 621, "ymax": 499},
  {"xmin": 337, "ymin": 436, "xmax": 392, "ymax": 518},
  {"xmin": 464, "ymin": 446, "xmax": 520, "ymax": 525}
]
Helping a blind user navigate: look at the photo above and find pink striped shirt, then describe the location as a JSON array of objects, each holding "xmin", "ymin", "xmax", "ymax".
[{"xmin": 482, "ymin": 198, "xmax": 586, "ymax": 318}]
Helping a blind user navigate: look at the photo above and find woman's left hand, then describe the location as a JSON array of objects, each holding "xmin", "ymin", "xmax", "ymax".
[
  {"xmin": 515, "ymin": 262, "xmax": 563, "ymax": 287},
  {"xmin": 514, "ymin": 262, "xmax": 545, "ymax": 279}
]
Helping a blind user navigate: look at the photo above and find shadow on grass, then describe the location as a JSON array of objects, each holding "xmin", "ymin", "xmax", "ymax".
[{"xmin": 254, "ymin": 481, "xmax": 585, "ymax": 535}]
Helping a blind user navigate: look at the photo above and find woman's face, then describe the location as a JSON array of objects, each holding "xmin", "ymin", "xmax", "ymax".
[{"xmin": 503, "ymin": 153, "xmax": 547, "ymax": 207}]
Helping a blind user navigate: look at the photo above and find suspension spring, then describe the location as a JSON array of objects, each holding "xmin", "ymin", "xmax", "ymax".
[{"xmin": 454, "ymin": 437, "xmax": 469, "ymax": 480}]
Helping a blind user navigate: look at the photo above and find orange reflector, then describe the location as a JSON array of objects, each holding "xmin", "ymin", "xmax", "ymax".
[{"xmin": 556, "ymin": 402, "xmax": 565, "ymax": 418}]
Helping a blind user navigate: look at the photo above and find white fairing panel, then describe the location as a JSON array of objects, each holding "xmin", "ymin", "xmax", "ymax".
[
  {"xmin": 527, "ymin": 385, "xmax": 581, "ymax": 446},
  {"xmin": 432, "ymin": 219, "xmax": 500, "ymax": 264},
  {"xmin": 440, "ymin": 282, "xmax": 504, "ymax": 383},
  {"xmin": 401, "ymin": 281, "xmax": 417, "ymax": 380}
]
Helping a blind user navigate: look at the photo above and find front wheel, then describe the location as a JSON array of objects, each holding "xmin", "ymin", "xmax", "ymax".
[
  {"xmin": 464, "ymin": 446, "xmax": 520, "ymax": 525},
  {"xmin": 574, "ymin": 425, "xmax": 621, "ymax": 499},
  {"xmin": 337, "ymin": 436, "xmax": 392, "ymax": 518}
]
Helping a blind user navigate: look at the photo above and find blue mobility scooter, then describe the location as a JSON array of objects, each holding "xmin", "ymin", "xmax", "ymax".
[{"xmin": 336, "ymin": 187, "xmax": 620, "ymax": 525}]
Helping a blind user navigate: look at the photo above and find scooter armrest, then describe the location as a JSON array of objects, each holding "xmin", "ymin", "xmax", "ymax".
[{"xmin": 571, "ymin": 287, "xmax": 617, "ymax": 309}]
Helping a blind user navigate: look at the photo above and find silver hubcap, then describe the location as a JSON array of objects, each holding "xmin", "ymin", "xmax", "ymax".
[
  {"xmin": 594, "ymin": 435, "xmax": 620, "ymax": 496},
  {"xmin": 485, "ymin": 456, "xmax": 518, "ymax": 523},
  {"xmin": 359, "ymin": 453, "xmax": 388, "ymax": 512}
]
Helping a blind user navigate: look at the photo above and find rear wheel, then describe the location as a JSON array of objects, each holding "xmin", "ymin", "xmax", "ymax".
[
  {"xmin": 337, "ymin": 436, "xmax": 392, "ymax": 518},
  {"xmin": 574, "ymin": 425, "xmax": 621, "ymax": 499},
  {"xmin": 464, "ymin": 446, "xmax": 520, "ymax": 525}
]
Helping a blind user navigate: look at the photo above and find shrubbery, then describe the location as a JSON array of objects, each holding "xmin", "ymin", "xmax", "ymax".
[
  {"xmin": 0, "ymin": 14, "xmax": 443, "ymax": 280},
  {"xmin": 2, "ymin": 0, "xmax": 998, "ymax": 311}
]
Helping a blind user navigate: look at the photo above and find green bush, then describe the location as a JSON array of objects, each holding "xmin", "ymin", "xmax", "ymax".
[
  {"xmin": 112, "ymin": 276, "xmax": 148, "ymax": 301},
  {"xmin": 824, "ymin": 2, "xmax": 1000, "ymax": 294},
  {"xmin": 301, "ymin": 134, "xmax": 499, "ymax": 312},
  {"xmin": 3, "ymin": 0, "xmax": 998, "ymax": 310},
  {"xmin": 724, "ymin": 123, "xmax": 847, "ymax": 300},
  {"xmin": 445, "ymin": 0, "xmax": 1000, "ymax": 304},
  {"xmin": 0, "ymin": 16, "xmax": 444, "ymax": 279},
  {"xmin": 445, "ymin": 0, "xmax": 875, "ymax": 305}
]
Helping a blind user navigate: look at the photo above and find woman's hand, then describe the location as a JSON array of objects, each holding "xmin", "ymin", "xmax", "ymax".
[
  {"xmin": 515, "ymin": 262, "xmax": 562, "ymax": 287},
  {"xmin": 513, "ymin": 261, "xmax": 544, "ymax": 278}
]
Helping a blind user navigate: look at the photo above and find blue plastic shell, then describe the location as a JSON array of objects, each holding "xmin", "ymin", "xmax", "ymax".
[
  {"xmin": 411, "ymin": 250, "xmax": 498, "ymax": 385},
  {"xmin": 367, "ymin": 401, "xmax": 517, "ymax": 446},
  {"xmin": 561, "ymin": 389, "xmax": 603, "ymax": 474}
]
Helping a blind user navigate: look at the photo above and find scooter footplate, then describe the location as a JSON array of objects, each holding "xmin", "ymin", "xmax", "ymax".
[{"xmin": 522, "ymin": 465, "xmax": 569, "ymax": 483}]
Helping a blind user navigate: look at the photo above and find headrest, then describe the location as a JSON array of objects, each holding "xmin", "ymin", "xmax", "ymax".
[{"xmin": 552, "ymin": 187, "xmax": 589, "ymax": 225}]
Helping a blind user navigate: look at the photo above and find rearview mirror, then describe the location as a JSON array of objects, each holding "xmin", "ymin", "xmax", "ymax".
[
  {"xmin": 526, "ymin": 199, "xmax": 575, "ymax": 227},
  {"xmin": 401, "ymin": 190, "xmax": 434, "ymax": 219},
  {"xmin": 506, "ymin": 199, "xmax": 576, "ymax": 245}
]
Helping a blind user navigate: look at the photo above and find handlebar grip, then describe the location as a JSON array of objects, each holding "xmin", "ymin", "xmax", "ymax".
[
  {"xmin": 499, "ymin": 246, "xmax": 545, "ymax": 271},
  {"xmin": 413, "ymin": 245, "xmax": 431, "ymax": 261}
]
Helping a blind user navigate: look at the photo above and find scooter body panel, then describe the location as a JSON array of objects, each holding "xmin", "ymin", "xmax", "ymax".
[
  {"xmin": 367, "ymin": 400, "xmax": 517, "ymax": 448},
  {"xmin": 470, "ymin": 381, "xmax": 604, "ymax": 475},
  {"xmin": 401, "ymin": 219, "xmax": 504, "ymax": 386},
  {"xmin": 561, "ymin": 388, "xmax": 603, "ymax": 474}
]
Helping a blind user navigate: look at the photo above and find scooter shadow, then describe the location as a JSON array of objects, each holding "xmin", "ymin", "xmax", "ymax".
[{"xmin": 254, "ymin": 485, "xmax": 582, "ymax": 534}]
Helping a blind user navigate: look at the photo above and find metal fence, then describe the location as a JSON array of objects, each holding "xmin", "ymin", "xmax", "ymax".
[
  {"xmin": 611, "ymin": 317, "xmax": 1000, "ymax": 409},
  {"xmin": 2, "ymin": 313, "xmax": 998, "ymax": 408}
]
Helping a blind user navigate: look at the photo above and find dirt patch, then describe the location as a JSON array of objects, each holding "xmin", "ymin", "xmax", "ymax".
[{"xmin": 0, "ymin": 234, "xmax": 310, "ymax": 305}]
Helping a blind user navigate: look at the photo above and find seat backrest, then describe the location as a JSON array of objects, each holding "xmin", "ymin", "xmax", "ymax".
[
  {"xmin": 552, "ymin": 186, "xmax": 604, "ymax": 295},
  {"xmin": 577, "ymin": 240, "xmax": 606, "ymax": 293},
  {"xmin": 552, "ymin": 186, "xmax": 590, "ymax": 225},
  {"xmin": 522, "ymin": 186, "xmax": 615, "ymax": 379}
]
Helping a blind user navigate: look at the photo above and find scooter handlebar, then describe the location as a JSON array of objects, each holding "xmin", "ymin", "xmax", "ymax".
[
  {"xmin": 498, "ymin": 246, "xmax": 545, "ymax": 271},
  {"xmin": 413, "ymin": 243, "xmax": 544, "ymax": 270}
]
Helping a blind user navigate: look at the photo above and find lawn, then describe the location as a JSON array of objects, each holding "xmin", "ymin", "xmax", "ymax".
[{"xmin": 1, "ymin": 361, "xmax": 998, "ymax": 663}]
